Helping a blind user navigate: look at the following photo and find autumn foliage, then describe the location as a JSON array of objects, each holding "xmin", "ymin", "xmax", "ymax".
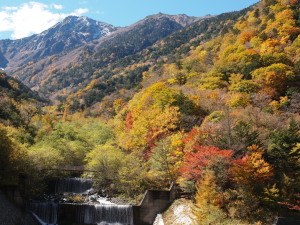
[
  {"xmin": 229, "ymin": 145, "xmax": 273, "ymax": 186},
  {"xmin": 1, "ymin": 0, "xmax": 300, "ymax": 224},
  {"xmin": 181, "ymin": 145, "xmax": 233, "ymax": 181}
]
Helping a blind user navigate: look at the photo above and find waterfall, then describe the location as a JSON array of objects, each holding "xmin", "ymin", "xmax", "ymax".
[
  {"xmin": 75, "ymin": 204, "xmax": 133, "ymax": 225},
  {"xmin": 28, "ymin": 202, "xmax": 133, "ymax": 225},
  {"xmin": 28, "ymin": 202, "xmax": 58, "ymax": 224},
  {"xmin": 28, "ymin": 178, "xmax": 133, "ymax": 224},
  {"xmin": 55, "ymin": 177, "xmax": 92, "ymax": 194}
]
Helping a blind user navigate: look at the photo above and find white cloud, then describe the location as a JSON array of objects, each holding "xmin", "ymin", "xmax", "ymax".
[
  {"xmin": 52, "ymin": 4, "xmax": 63, "ymax": 10},
  {"xmin": 72, "ymin": 8, "xmax": 89, "ymax": 16},
  {"xmin": 0, "ymin": 1, "xmax": 89, "ymax": 39},
  {"xmin": 2, "ymin": 7, "xmax": 18, "ymax": 11},
  {"xmin": 94, "ymin": 10, "xmax": 104, "ymax": 15}
]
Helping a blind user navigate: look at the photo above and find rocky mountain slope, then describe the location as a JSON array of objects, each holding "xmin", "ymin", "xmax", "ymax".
[
  {"xmin": 62, "ymin": 8, "xmax": 251, "ymax": 108},
  {"xmin": 1, "ymin": 14, "xmax": 198, "ymax": 101},
  {"xmin": 0, "ymin": 16, "xmax": 118, "ymax": 69},
  {"xmin": 0, "ymin": 8, "xmax": 253, "ymax": 107}
]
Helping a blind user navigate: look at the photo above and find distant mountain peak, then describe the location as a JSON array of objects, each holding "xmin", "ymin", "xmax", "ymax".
[
  {"xmin": 0, "ymin": 16, "xmax": 118, "ymax": 69},
  {"xmin": 144, "ymin": 13, "xmax": 197, "ymax": 27},
  {"xmin": 61, "ymin": 15, "xmax": 99, "ymax": 25},
  {"xmin": 39, "ymin": 15, "xmax": 116, "ymax": 38},
  {"xmin": 1, "ymin": 11, "xmax": 208, "ymax": 102}
]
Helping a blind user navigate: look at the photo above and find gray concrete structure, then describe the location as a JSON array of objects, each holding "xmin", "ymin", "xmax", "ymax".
[
  {"xmin": 133, "ymin": 183, "xmax": 177, "ymax": 225},
  {"xmin": 57, "ymin": 183, "xmax": 177, "ymax": 225},
  {"xmin": 273, "ymin": 217, "xmax": 300, "ymax": 225}
]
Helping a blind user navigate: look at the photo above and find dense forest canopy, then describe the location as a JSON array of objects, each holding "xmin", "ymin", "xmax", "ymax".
[{"xmin": 0, "ymin": 0, "xmax": 300, "ymax": 224}]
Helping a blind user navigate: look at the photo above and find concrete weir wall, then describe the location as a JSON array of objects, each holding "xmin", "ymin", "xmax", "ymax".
[
  {"xmin": 57, "ymin": 184, "xmax": 177, "ymax": 225},
  {"xmin": 133, "ymin": 183, "xmax": 177, "ymax": 225},
  {"xmin": 1, "ymin": 183, "xmax": 177, "ymax": 225}
]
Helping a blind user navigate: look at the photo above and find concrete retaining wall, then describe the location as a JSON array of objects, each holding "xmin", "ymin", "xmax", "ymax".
[{"xmin": 133, "ymin": 183, "xmax": 177, "ymax": 225}]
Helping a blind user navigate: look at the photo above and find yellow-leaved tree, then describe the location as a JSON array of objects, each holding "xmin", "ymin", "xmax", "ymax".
[
  {"xmin": 252, "ymin": 63, "xmax": 295, "ymax": 98},
  {"xmin": 116, "ymin": 82, "xmax": 182, "ymax": 152}
]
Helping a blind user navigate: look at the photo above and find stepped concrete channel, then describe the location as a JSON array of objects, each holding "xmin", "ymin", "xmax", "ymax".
[{"xmin": 26, "ymin": 178, "xmax": 177, "ymax": 225}]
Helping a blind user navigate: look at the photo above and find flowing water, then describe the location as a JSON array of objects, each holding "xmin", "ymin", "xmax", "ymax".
[
  {"xmin": 28, "ymin": 178, "xmax": 133, "ymax": 225},
  {"xmin": 28, "ymin": 202, "xmax": 58, "ymax": 224},
  {"xmin": 55, "ymin": 177, "xmax": 93, "ymax": 194},
  {"xmin": 76, "ymin": 204, "xmax": 133, "ymax": 225}
]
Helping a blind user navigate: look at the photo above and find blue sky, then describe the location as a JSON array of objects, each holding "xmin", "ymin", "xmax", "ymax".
[{"xmin": 0, "ymin": 0, "xmax": 259, "ymax": 40}]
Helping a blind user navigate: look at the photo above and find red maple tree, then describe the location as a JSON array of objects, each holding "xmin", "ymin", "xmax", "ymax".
[{"xmin": 180, "ymin": 145, "xmax": 233, "ymax": 181}]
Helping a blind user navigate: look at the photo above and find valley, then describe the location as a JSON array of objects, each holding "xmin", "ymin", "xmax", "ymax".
[{"xmin": 0, "ymin": 0, "xmax": 300, "ymax": 224}]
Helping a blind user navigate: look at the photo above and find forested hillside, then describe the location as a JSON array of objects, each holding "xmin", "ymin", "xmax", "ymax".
[
  {"xmin": 0, "ymin": 0, "xmax": 300, "ymax": 224},
  {"xmin": 64, "ymin": 8, "xmax": 253, "ymax": 110},
  {"xmin": 0, "ymin": 71, "xmax": 45, "ymax": 126},
  {"xmin": 0, "ymin": 70, "xmax": 45, "ymax": 190},
  {"xmin": 3, "ymin": 14, "xmax": 196, "ymax": 102}
]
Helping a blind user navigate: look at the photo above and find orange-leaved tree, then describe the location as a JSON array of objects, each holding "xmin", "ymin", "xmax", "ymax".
[
  {"xmin": 181, "ymin": 145, "xmax": 233, "ymax": 182},
  {"xmin": 229, "ymin": 145, "xmax": 273, "ymax": 187}
]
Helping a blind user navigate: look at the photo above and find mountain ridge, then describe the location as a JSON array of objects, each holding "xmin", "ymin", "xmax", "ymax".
[
  {"xmin": 62, "ymin": 7, "xmax": 253, "ymax": 108},
  {"xmin": 1, "ymin": 13, "xmax": 198, "ymax": 100},
  {"xmin": 0, "ymin": 16, "xmax": 118, "ymax": 69},
  {"xmin": 0, "ymin": 7, "xmax": 255, "ymax": 107}
]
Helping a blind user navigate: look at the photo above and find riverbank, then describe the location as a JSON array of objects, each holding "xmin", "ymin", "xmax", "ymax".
[{"xmin": 162, "ymin": 198, "xmax": 195, "ymax": 225}]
